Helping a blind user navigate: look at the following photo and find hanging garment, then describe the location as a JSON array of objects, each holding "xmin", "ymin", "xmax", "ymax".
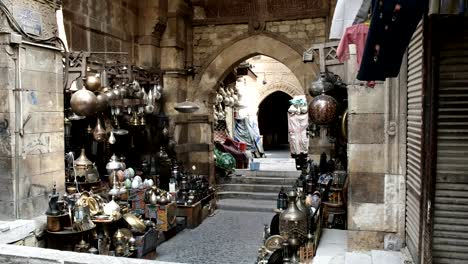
[
  {"xmin": 354, "ymin": 0, "xmax": 373, "ymax": 24},
  {"xmin": 357, "ymin": 0, "xmax": 428, "ymax": 81},
  {"xmin": 288, "ymin": 113, "xmax": 309, "ymax": 155},
  {"xmin": 330, "ymin": 0, "xmax": 364, "ymax": 39},
  {"xmin": 234, "ymin": 117, "xmax": 264, "ymax": 155},
  {"xmin": 337, "ymin": 23, "xmax": 370, "ymax": 67}
]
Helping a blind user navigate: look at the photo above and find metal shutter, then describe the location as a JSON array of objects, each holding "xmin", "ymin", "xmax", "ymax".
[
  {"xmin": 406, "ymin": 22, "xmax": 424, "ymax": 264},
  {"xmin": 433, "ymin": 20, "xmax": 468, "ymax": 264}
]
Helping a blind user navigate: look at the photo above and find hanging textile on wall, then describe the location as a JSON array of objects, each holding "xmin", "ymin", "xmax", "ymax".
[
  {"xmin": 357, "ymin": 0, "xmax": 428, "ymax": 81},
  {"xmin": 288, "ymin": 113, "xmax": 309, "ymax": 155},
  {"xmin": 234, "ymin": 117, "xmax": 264, "ymax": 156},
  {"xmin": 337, "ymin": 23, "xmax": 369, "ymax": 67},
  {"xmin": 330, "ymin": 0, "xmax": 364, "ymax": 39}
]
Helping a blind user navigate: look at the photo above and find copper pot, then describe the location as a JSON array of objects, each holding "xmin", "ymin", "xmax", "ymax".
[
  {"xmin": 308, "ymin": 93, "xmax": 338, "ymax": 125},
  {"xmin": 70, "ymin": 87, "xmax": 98, "ymax": 117},
  {"xmin": 84, "ymin": 75, "xmax": 102, "ymax": 92},
  {"xmin": 93, "ymin": 117, "xmax": 107, "ymax": 142}
]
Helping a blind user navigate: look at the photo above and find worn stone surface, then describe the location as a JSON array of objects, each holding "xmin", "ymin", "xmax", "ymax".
[
  {"xmin": 63, "ymin": 0, "xmax": 138, "ymax": 63},
  {"xmin": 349, "ymin": 172, "xmax": 385, "ymax": 204},
  {"xmin": 348, "ymin": 114, "xmax": 385, "ymax": 144},
  {"xmin": 157, "ymin": 210, "xmax": 273, "ymax": 264},
  {"xmin": 348, "ymin": 203, "xmax": 388, "ymax": 232},
  {"xmin": 0, "ymin": 244, "xmax": 179, "ymax": 264},
  {"xmin": 348, "ymin": 84, "xmax": 386, "ymax": 114},
  {"xmin": 347, "ymin": 230, "xmax": 386, "ymax": 251},
  {"xmin": 348, "ymin": 144, "xmax": 385, "ymax": 174}
]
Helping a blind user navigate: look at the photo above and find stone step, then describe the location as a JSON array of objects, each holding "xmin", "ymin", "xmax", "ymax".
[
  {"xmin": 221, "ymin": 176, "xmax": 297, "ymax": 185},
  {"xmin": 217, "ymin": 191, "xmax": 277, "ymax": 200},
  {"xmin": 218, "ymin": 183, "xmax": 283, "ymax": 193},
  {"xmin": 234, "ymin": 169, "xmax": 300, "ymax": 178},
  {"xmin": 217, "ymin": 198, "xmax": 276, "ymax": 213}
]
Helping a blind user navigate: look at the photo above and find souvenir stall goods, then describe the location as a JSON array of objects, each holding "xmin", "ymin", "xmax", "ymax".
[
  {"xmin": 256, "ymin": 154, "xmax": 347, "ymax": 263},
  {"xmin": 60, "ymin": 51, "xmax": 218, "ymax": 260}
]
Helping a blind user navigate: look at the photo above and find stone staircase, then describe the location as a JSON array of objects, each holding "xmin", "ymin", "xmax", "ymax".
[{"xmin": 217, "ymin": 158, "xmax": 300, "ymax": 212}]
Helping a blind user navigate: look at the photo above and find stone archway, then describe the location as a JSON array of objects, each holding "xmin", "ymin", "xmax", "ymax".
[
  {"xmin": 257, "ymin": 81, "xmax": 304, "ymax": 104},
  {"xmin": 190, "ymin": 33, "xmax": 318, "ymax": 113}
]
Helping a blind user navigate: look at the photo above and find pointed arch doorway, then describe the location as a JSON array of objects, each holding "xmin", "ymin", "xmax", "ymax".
[{"xmin": 258, "ymin": 91, "xmax": 292, "ymax": 153}]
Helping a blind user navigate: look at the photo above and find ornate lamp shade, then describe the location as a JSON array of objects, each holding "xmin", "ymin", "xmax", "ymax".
[
  {"xmin": 309, "ymin": 72, "xmax": 334, "ymax": 96},
  {"xmin": 308, "ymin": 93, "xmax": 338, "ymax": 125}
]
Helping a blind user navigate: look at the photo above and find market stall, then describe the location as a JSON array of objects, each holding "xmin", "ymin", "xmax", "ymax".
[{"xmin": 44, "ymin": 51, "xmax": 216, "ymax": 259}]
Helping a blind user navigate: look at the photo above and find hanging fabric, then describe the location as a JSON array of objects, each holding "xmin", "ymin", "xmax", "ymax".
[
  {"xmin": 288, "ymin": 113, "xmax": 309, "ymax": 155},
  {"xmin": 337, "ymin": 23, "xmax": 369, "ymax": 67},
  {"xmin": 354, "ymin": 0, "xmax": 373, "ymax": 24},
  {"xmin": 330, "ymin": 0, "xmax": 364, "ymax": 39},
  {"xmin": 357, "ymin": 0, "xmax": 428, "ymax": 81}
]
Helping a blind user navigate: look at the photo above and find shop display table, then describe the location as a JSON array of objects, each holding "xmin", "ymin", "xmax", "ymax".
[{"xmin": 176, "ymin": 201, "xmax": 202, "ymax": 229}]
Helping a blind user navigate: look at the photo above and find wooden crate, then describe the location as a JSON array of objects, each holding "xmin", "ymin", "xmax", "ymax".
[
  {"xmin": 134, "ymin": 228, "xmax": 158, "ymax": 258},
  {"xmin": 128, "ymin": 188, "xmax": 147, "ymax": 211},
  {"xmin": 156, "ymin": 202, "xmax": 176, "ymax": 232}
]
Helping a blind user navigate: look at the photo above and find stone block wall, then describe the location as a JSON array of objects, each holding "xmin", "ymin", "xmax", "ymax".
[
  {"xmin": 346, "ymin": 47, "xmax": 407, "ymax": 249},
  {"xmin": 192, "ymin": 18, "xmax": 327, "ymax": 70},
  {"xmin": 0, "ymin": 1, "xmax": 64, "ymax": 220},
  {"xmin": 62, "ymin": 0, "xmax": 138, "ymax": 63},
  {"xmin": 265, "ymin": 18, "xmax": 327, "ymax": 49},
  {"xmin": 193, "ymin": 24, "xmax": 249, "ymax": 68}
]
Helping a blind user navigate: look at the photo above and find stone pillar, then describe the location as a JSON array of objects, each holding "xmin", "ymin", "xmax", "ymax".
[
  {"xmin": 160, "ymin": 0, "xmax": 190, "ymax": 115},
  {"xmin": 137, "ymin": 0, "xmax": 167, "ymax": 68},
  {"xmin": 0, "ymin": 0, "xmax": 64, "ymax": 220},
  {"xmin": 346, "ymin": 45, "xmax": 406, "ymax": 250}
]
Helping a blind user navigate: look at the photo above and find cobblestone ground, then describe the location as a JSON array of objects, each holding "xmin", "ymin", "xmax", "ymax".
[{"xmin": 156, "ymin": 210, "xmax": 275, "ymax": 264}]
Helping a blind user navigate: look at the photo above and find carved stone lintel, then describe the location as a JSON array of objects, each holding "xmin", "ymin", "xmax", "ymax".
[{"xmin": 249, "ymin": 19, "xmax": 266, "ymax": 33}]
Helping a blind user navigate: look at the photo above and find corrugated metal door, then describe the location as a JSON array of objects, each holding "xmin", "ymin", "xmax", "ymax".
[
  {"xmin": 406, "ymin": 22, "xmax": 425, "ymax": 264},
  {"xmin": 432, "ymin": 18, "xmax": 468, "ymax": 263}
]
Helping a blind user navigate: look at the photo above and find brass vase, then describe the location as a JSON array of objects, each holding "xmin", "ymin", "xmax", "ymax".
[
  {"xmin": 279, "ymin": 190, "xmax": 307, "ymax": 242},
  {"xmin": 93, "ymin": 117, "xmax": 106, "ymax": 142}
]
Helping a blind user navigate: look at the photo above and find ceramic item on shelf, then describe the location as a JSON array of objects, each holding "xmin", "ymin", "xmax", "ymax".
[
  {"xmin": 147, "ymin": 179, "xmax": 154, "ymax": 187},
  {"xmin": 125, "ymin": 178, "xmax": 132, "ymax": 189},
  {"xmin": 70, "ymin": 87, "xmax": 97, "ymax": 117},
  {"xmin": 116, "ymin": 170, "xmax": 125, "ymax": 182},
  {"xmin": 103, "ymin": 199, "xmax": 120, "ymax": 216}
]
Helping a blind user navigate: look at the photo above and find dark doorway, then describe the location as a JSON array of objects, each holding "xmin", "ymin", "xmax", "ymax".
[{"xmin": 258, "ymin": 91, "xmax": 292, "ymax": 150}]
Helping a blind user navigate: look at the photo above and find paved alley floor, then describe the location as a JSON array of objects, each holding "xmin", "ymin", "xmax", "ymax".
[{"xmin": 156, "ymin": 210, "xmax": 275, "ymax": 264}]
